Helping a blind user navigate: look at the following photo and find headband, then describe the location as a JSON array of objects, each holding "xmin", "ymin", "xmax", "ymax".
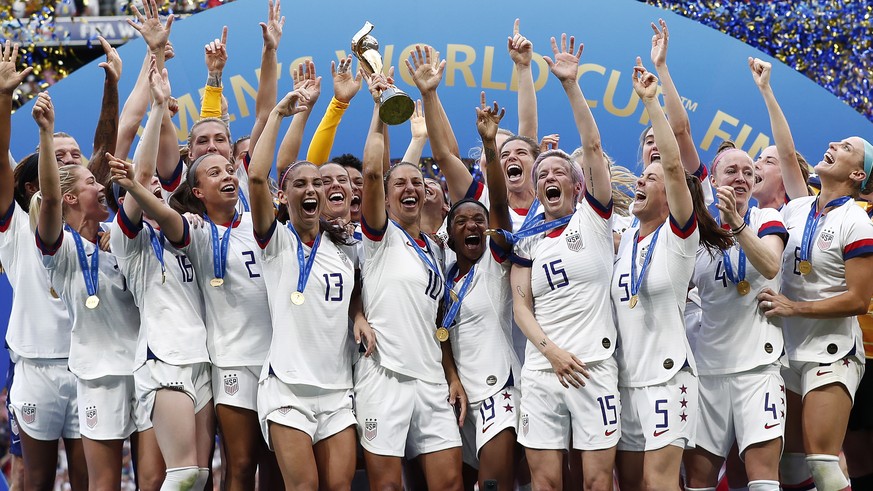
[
  {"xmin": 862, "ymin": 138, "xmax": 873, "ymax": 189},
  {"xmin": 710, "ymin": 147, "xmax": 750, "ymax": 175}
]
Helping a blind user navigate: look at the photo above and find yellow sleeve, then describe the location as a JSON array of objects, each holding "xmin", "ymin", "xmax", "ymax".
[
  {"xmin": 200, "ymin": 85, "xmax": 223, "ymax": 119},
  {"xmin": 306, "ymin": 97, "xmax": 350, "ymax": 165}
]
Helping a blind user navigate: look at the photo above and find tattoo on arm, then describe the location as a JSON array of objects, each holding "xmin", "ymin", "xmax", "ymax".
[
  {"xmin": 484, "ymin": 146, "xmax": 497, "ymax": 165},
  {"xmin": 516, "ymin": 285, "xmax": 525, "ymax": 298},
  {"xmin": 539, "ymin": 338, "xmax": 547, "ymax": 348},
  {"xmin": 207, "ymin": 73, "xmax": 222, "ymax": 88}
]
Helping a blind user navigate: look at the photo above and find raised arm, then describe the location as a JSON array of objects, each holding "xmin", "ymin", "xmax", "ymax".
[
  {"xmin": 200, "ymin": 26, "xmax": 228, "ymax": 119},
  {"xmin": 715, "ymin": 186, "xmax": 784, "ymax": 279},
  {"xmin": 407, "ymin": 46, "xmax": 472, "ymax": 202},
  {"xmin": 276, "ymin": 60, "xmax": 322, "ymax": 177},
  {"xmin": 360, "ymin": 72, "xmax": 389, "ymax": 231},
  {"xmin": 401, "ymin": 100, "xmax": 427, "ymax": 165},
  {"xmin": 247, "ymin": 0, "xmax": 285, "ymax": 157},
  {"xmin": 109, "ymin": 158, "xmax": 186, "ymax": 244},
  {"xmin": 509, "ymin": 19, "xmax": 537, "ymax": 140},
  {"xmin": 650, "ymin": 19, "xmax": 701, "ymax": 176},
  {"xmin": 249, "ymin": 89, "xmax": 309, "ymax": 236},
  {"xmin": 634, "ymin": 59, "xmax": 691, "ymax": 223},
  {"xmin": 34, "ymin": 93, "xmax": 63, "ymax": 247},
  {"xmin": 476, "ymin": 98, "xmax": 511, "ymax": 250},
  {"xmin": 749, "ymin": 57, "xmax": 807, "ymax": 200},
  {"xmin": 545, "ymin": 34, "xmax": 611, "ymax": 205},
  {"xmin": 305, "ymin": 55, "xmax": 362, "ymax": 165},
  {"xmin": 0, "ymin": 42, "xmax": 32, "ymax": 209},
  {"xmin": 88, "ymin": 36, "xmax": 122, "ymax": 189}
]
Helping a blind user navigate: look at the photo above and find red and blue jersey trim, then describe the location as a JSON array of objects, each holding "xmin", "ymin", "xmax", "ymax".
[
  {"xmin": 669, "ymin": 214, "xmax": 698, "ymax": 239},
  {"xmin": 360, "ymin": 214, "xmax": 387, "ymax": 241},
  {"xmin": 116, "ymin": 206, "xmax": 143, "ymax": 239},
  {"xmin": 758, "ymin": 220, "xmax": 788, "ymax": 245},
  {"xmin": 168, "ymin": 218, "xmax": 191, "ymax": 249},
  {"xmin": 585, "ymin": 190, "xmax": 613, "ymax": 220},
  {"xmin": 159, "ymin": 156, "xmax": 185, "ymax": 192},
  {"xmin": 692, "ymin": 163, "xmax": 708, "ymax": 181},
  {"xmin": 489, "ymin": 239, "xmax": 509, "ymax": 263},
  {"xmin": 509, "ymin": 253, "xmax": 533, "ymax": 267},
  {"xmin": 464, "ymin": 180, "xmax": 484, "ymax": 200},
  {"xmin": 242, "ymin": 151, "xmax": 251, "ymax": 172},
  {"xmin": 35, "ymin": 230, "xmax": 63, "ymax": 256},
  {"xmin": 844, "ymin": 238, "xmax": 873, "ymax": 260},
  {"xmin": 0, "ymin": 199, "xmax": 15, "ymax": 233},
  {"xmin": 255, "ymin": 218, "xmax": 277, "ymax": 250}
]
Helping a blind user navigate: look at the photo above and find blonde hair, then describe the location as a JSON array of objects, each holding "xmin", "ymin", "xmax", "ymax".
[{"xmin": 28, "ymin": 165, "xmax": 82, "ymax": 231}]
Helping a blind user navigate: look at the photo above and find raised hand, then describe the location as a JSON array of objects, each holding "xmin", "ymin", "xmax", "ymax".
[
  {"xmin": 539, "ymin": 134, "xmax": 560, "ymax": 153},
  {"xmin": 259, "ymin": 0, "xmax": 284, "ymax": 51},
  {"xmin": 98, "ymin": 36, "xmax": 122, "ymax": 83},
  {"xmin": 31, "ymin": 92, "xmax": 54, "ymax": 131},
  {"xmin": 748, "ymin": 56, "xmax": 771, "ymax": 88},
  {"xmin": 331, "ymin": 55, "xmax": 362, "ymax": 104},
  {"xmin": 364, "ymin": 69, "xmax": 392, "ymax": 104},
  {"xmin": 291, "ymin": 59, "xmax": 322, "ymax": 107},
  {"xmin": 650, "ymin": 18, "xmax": 668, "ymax": 68},
  {"xmin": 127, "ymin": 0, "xmax": 173, "ymax": 53},
  {"xmin": 409, "ymin": 99, "xmax": 427, "ymax": 140},
  {"xmin": 475, "ymin": 94, "xmax": 505, "ymax": 142},
  {"xmin": 204, "ymin": 26, "xmax": 228, "ymax": 74},
  {"xmin": 147, "ymin": 55, "xmax": 171, "ymax": 105},
  {"xmin": 543, "ymin": 33, "xmax": 582, "ymax": 84},
  {"xmin": 507, "ymin": 18, "xmax": 532, "ymax": 67},
  {"xmin": 405, "ymin": 45, "xmax": 445, "ymax": 94},
  {"xmin": 108, "ymin": 154, "xmax": 137, "ymax": 190},
  {"xmin": 0, "ymin": 41, "xmax": 33, "ymax": 96},
  {"xmin": 274, "ymin": 88, "xmax": 310, "ymax": 117},
  {"xmin": 632, "ymin": 57, "xmax": 659, "ymax": 102},
  {"xmin": 715, "ymin": 185, "xmax": 743, "ymax": 229}
]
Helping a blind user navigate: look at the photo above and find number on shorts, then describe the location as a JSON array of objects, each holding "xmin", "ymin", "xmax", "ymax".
[
  {"xmin": 176, "ymin": 255, "xmax": 194, "ymax": 282},
  {"xmin": 764, "ymin": 392, "xmax": 777, "ymax": 420},
  {"xmin": 242, "ymin": 250, "xmax": 260, "ymax": 278},
  {"xmin": 425, "ymin": 269, "xmax": 442, "ymax": 300},
  {"xmin": 617, "ymin": 273, "xmax": 630, "ymax": 302},
  {"xmin": 597, "ymin": 395, "xmax": 618, "ymax": 426},
  {"xmin": 542, "ymin": 259, "xmax": 569, "ymax": 290},
  {"xmin": 655, "ymin": 399, "xmax": 669, "ymax": 429},
  {"xmin": 480, "ymin": 396, "xmax": 495, "ymax": 423},
  {"xmin": 714, "ymin": 260, "xmax": 728, "ymax": 287},
  {"xmin": 323, "ymin": 273, "xmax": 343, "ymax": 301}
]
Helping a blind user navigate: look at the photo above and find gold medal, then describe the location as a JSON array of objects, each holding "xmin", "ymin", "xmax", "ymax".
[
  {"xmin": 484, "ymin": 229, "xmax": 499, "ymax": 237},
  {"xmin": 737, "ymin": 280, "xmax": 751, "ymax": 296},
  {"xmin": 291, "ymin": 291, "xmax": 305, "ymax": 305},
  {"xmin": 629, "ymin": 295, "xmax": 638, "ymax": 309},
  {"xmin": 449, "ymin": 289, "xmax": 459, "ymax": 303},
  {"xmin": 210, "ymin": 278, "xmax": 224, "ymax": 287},
  {"xmin": 435, "ymin": 327, "xmax": 449, "ymax": 342},
  {"xmin": 49, "ymin": 287, "xmax": 59, "ymax": 299},
  {"xmin": 85, "ymin": 295, "xmax": 100, "ymax": 309},
  {"xmin": 161, "ymin": 271, "xmax": 166, "ymax": 285},
  {"xmin": 798, "ymin": 260, "xmax": 812, "ymax": 275}
]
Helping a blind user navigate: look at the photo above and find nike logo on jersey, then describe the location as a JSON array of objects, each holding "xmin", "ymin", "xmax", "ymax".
[
  {"xmin": 653, "ymin": 429, "xmax": 669, "ymax": 437},
  {"xmin": 482, "ymin": 423, "xmax": 494, "ymax": 433},
  {"xmin": 816, "ymin": 370, "xmax": 833, "ymax": 376},
  {"xmin": 604, "ymin": 429, "xmax": 617, "ymax": 437},
  {"xmin": 764, "ymin": 422, "xmax": 781, "ymax": 429}
]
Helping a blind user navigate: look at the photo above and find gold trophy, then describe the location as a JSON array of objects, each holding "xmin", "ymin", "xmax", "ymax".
[{"xmin": 352, "ymin": 21, "xmax": 415, "ymax": 125}]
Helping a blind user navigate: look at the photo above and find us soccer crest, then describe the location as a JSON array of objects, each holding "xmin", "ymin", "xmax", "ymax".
[
  {"xmin": 278, "ymin": 406, "xmax": 291, "ymax": 415},
  {"xmin": 817, "ymin": 228, "xmax": 835, "ymax": 251},
  {"xmin": 224, "ymin": 374, "xmax": 239, "ymax": 396},
  {"xmin": 521, "ymin": 414, "xmax": 529, "ymax": 436},
  {"xmin": 565, "ymin": 229, "xmax": 583, "ymax": 252},
  {"xmin": 85, "ymin": 405, "xmax": 98, "ymax": 429},
  {"xmin": 364, "ymin": 418, "xmax": 378, "ymax": 441},
  {"xmin": 20, "ymin": 403, "xmax": 35, "ymax": 425}
]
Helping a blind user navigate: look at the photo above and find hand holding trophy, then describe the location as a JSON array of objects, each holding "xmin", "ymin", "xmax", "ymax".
[{"xmin": 352, "ymin": 21, "xmax": 415, "ymax": 125}]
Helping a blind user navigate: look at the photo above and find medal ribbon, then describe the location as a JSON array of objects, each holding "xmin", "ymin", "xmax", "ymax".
[
  {"xmin": 238, "ymin": 189, "xmax": 250, "ymax": 212},
  {"xmin": 67, "ymin": 225, "xmax": 99, "ymax": 297},
  {"xmin": 488, "ymin": 212, "xmax": 573, "ymax": 245},
  {"xmin": 720, "ymin": 207, "xmax": 751, "ymax": 286},
  {"xmin": 286, "ymin": 221, "xmax": 322, "ymax": 294},
  {"xmin": 518, "ymin": 199, "xmax": 542, "ymax": 230},
  {"xmin": 391, "ymin": 220, "xmax": 443, "ymax": 283},
  {"xmin": 205, "ymin": 212, "xmax": 237, "ymax": 281},
  {"xmin": 441, "ymin": 263, "xmax": 477, "ymax": 330},
  {"xmin": 630, "ymin": 223, "xmax": 662, "ymax": 300},
  {"xmin": 143, "ymin": 221, "xmax": 166, "ymax": 279},
  {"xmin": 800, "ymin": 196, "xmax": 851, "ymax": 264}
]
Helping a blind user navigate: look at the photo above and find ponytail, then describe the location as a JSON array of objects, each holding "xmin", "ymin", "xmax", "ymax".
[
  {"xmin": 687, "ymin": 173, "xmax": 733, "ymax": 254},
  {"xmin": 28, "ymin": 191, "xmax": 42, "ymax": 233}
]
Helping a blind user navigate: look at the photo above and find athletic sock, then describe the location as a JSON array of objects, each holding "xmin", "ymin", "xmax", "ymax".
[
  {"xmin": 193, "ymin": 468, "xmax": 210, "ymax": 491},
  {"xmin": 161, "ymin": 466, "xmax": 199, "ymax": 491},
  {"xmin": 782, "ymin": 453, "xmax": 818, "ymax": 490},
  {"xmin": 806, "ymin": 454, "xmax": 850, "ymax": 491},
  {"xmin": 747, "ymin": 480, "xmax": 779, "ymax": 491}
]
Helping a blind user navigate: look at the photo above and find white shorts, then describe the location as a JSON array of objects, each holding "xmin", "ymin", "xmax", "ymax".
[
  {"xmin": 257, "ymin": 375, "xmax": 356, "ymax": 449},
  {"xmin": 77, "ymin": 375, "xmax": 151, "ymax": 440},
  {"xmin": 353, "ymin": 355, "xmax": 461, "ymax": 458},
  {"xmin": 697, "ymin": 364, "xmax": 785, "ymax": 458},
  {"xmin": 460, "ymin": 385, "xmax": 519, "ymax": 467},
  {"xmin": 135, "ymin": 360, "xmax": 213, "ymax": 418},
  {"xmin": 9, "ymin": 358, "xmax": 79, "ymax": 441},
  {"xmin": 212, "ymin": 365, "xmax": 259, "ymax": 412},
  {"xmin": 519, "ymin": 358, "xmax": 620, "ymax": 451},
  {"xmin": 618, "ymin": 369, "xmax": 697, "ymax": 452},
  {"xmin": 782, "ymin": 356, "xmax": 864, "ymax": 401}
]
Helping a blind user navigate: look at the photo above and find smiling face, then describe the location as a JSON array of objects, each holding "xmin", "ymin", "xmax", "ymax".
[
  {"xmin": 712, "ymin": 150, "xmax": 755, "ymax": 211},
  {"xmin": 448, "ymin": 201, "xmax": 488, "ymax": 263},
  {"xmin": 319, "ymin": 163, "xmax": 352, "ymax": 220},
  {"xmin": 500, "ymin": 138, "xmax": 537, "ymax": 195},
  {"xmin": 53, "ymin": 136, "xmax": 83, "ymax": 166},
  {"xmin": 281, "ymin": 163, "xmax": 324, "ymax": 232},
  {"xmin": 188, "ymin": 120, "xmax": 233, "ymax": 163},
  {"xmin": 751, "ymin": 145, "xmax": 785, "ymax": 204},
  {"xmin": 534, "ymin": 155, "xmax": 582, "ymax": 219},
  {"xmin": 191, "ymin": 154, "xmax": 240, "ymax": 210},
  {"xmin": 423, "ymin": 178, "xmax": 449, "ymax": 221},
  {"xmin": 66, "ymin": 165, "xmax": 109, "ymax": 222},
  {"xmin": 816, "ymin": 137, "xmax": 868, "ymax": 188},
  {"xmin": 385, "ymin": 163, "xmax": 425, "ymax": 227},
  {"xmin": 344, "ymin": 165, "xmax": 363, "ymax": 222},
  {"xmin": 632, "ymin": 162, "xmax": 668, "ymax": 223},
  {"xmin": 641, "ymin": 127, "xmax": 660, "ymax": 167}
]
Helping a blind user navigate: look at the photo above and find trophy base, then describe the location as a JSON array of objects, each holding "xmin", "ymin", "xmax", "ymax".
[{"xmin": 379, "ymin": 86, "xmax": 415, "ymax": 125}]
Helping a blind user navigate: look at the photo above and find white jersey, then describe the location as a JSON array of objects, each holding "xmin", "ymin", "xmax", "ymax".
[
  {"xmin": 258, "ymin": 219, "xmax": 357, "ymax": 389},
  {"xmin": 0, "ymin": 202, "xmax": 71, "ymax": 360},
  {"xmin": 612, "ymin": 215, "xmax": 699, "ymax": 387},
  {"xmin": 361, "ymin": 217, "xmax": 444, "ymax": 383},
  {"xmin": 110, "ymin": 208, "xmax": 209, "ymax": 367},
  {"xmin": 180, "ymin": 212, "xmax": 271, "ymax": 367},
  {"xmin": 513, "ymin": 194, "xmax": 617, "ymax": 370},
  {"xmin": 38, "ymin": 225, "xmax": 139, "ymax": 379},
  {"xmin": 692, "ymin": 207, "xmax": 787, "ymax": 375},
  {"xmin": 780, "ymin": 196, "xmax": 873, "ymax": 363},
  {"xmin": 446, "ymin": 240, "xmax": 519, "ymax": 402},
  {"xmin": 159, "ymin": 156, "xmax": 250, "ymax": 216}
]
